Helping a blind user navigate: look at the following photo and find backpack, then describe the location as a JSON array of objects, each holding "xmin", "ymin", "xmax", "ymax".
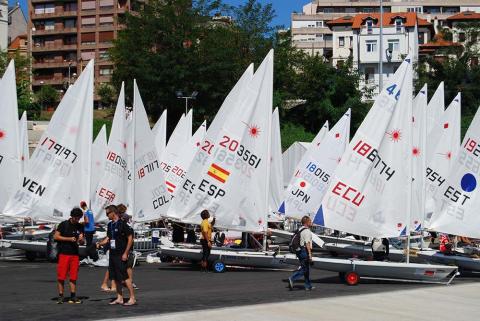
[
  {"xmin": 371, "ymin": 238, "xmax": 386, "ymax": 252},
  {"xmin": 289, "ymin": 227, "xmax": 306, "ymax": 253}
]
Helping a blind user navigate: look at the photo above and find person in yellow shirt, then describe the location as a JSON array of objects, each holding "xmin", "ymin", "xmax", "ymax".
[{"xmin": 200, "ymin": 210, "xmax": 215, "ymax": 271}]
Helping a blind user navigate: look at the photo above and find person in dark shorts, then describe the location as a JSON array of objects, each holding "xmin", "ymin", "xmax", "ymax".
[
  {"xmin": 54, "ymin": 208, "xmax": 85, "ymax": 304},
  {"xmin": 80, "ymin": 201, "xmax": 95, "ymax": 246},
  {"xmin": 118, "ymin": 204, "xmax": 138, "ymax": 290},
  {"xmin": 200, "ymin": 210, "xmax": 215, "ymax": 272},
  {"xmin": 96, "ymin": 205, "xmax": 136, "ymax": 305}
]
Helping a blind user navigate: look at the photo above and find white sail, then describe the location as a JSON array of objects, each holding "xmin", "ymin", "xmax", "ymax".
[
  {"xmin": 424, "ymin": 93, "xmax": 461, "ymax": 223},
  {"xmin": 19, "ymin": 111, "xmax": 29, "ymax": 175},
  {"xmin": 3, "ymin": 60, "xmax": 94, "ymax": 221},
  {"xmin": 282, "ymin": 121, "xmax": 328, "ymax": 188},
  {"xmin": 185, "ymin": 108, "xmax": 193, "ymax": 139},
  {"xmin": 411, "ymin": 84, "xmax": 427, "ymax": 230},
  {"xmin": 161, "ymin": 113, "xmax": 187, "ymax": 178},
  {"xmin": 311, "ymin": 121, "xmax": 329, "ymax": 147},
  {"xmin": 0, "ymin": 60, "xmax": 21, "ymax": 213},
  {"xmin": 164, "ymin": 120, "xmax": 206, "ymax": 195},
  {"xmin": 152, "ymin": 109, "xmax": 167, "ymax": 159},
  {"xmin": 426, "ymin": 82, "xmax": 444, "ymax": 135},
  {"xmin": 132, "ymin": 80, "xmax": 171, "ymax": 221},
  {"xmin": 269, "ymin": 107, "xmax": 284, "ymax": 214},
  {"xmin": 90, "ymin": 125, "xmax": 107, "ymax": 201},
  {"xmin": 167, "ymin": 50, "xmax": 273, "ymax": 232},
  {"xmin": 319, "ymin": 56, "xmax": 413, "ymax": 237},
  {"xmin": 281, "ymin": 110, "xmax": 350, "ymax": 221},
  {"xmin": 429, "ymin": 107, "xmax": 480, "ymax": 238},
  {"xmin": 91, "ymin": 84, "xmax": 130, "ymax": 220}
]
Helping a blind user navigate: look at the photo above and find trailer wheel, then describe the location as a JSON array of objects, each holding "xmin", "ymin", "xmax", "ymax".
[
  {"xmin": 212, "ymin": 260, "xmax": 226, "ymax": 273},
  {"xmin": 344, "ymin": 271, "xmax": 359, "ymax": 286},
  {"xmin": 25, "ymin": 251, "xmax": 37, "ymax": 262}
]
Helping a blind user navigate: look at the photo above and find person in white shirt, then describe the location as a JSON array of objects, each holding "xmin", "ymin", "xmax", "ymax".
[{"xmin": 287, "ymin": 216, "xmax": 314, "ymax": 291}]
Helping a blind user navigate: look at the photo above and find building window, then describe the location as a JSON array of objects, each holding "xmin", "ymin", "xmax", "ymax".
[
  {"xmin": 45, "ymin": 21, "xmax": 55, "ymax": 30},
  {"xmin": 81, "ymin": 33, "xmax": 96, "ymax": 45},
  {"xmin": 339, "ymin": 36, "xmax": 345, "ymax": 47},
  {"xmin": 458, "ymin": 32, "xmax": 466, "ymax": 42},
  {"xmin": 350, "ymin": 36, "xmax": 353, "ymax": 46},
  {"xmin": 99, "ymin": 31, "xmax": 114, "ymax": 43},
  {"xmin": 323, "ymin": 8, "xmax": 334, "ymax": 13},
  {"xmin": 365, "ymin": 67, "xmax": 375, "ymax": 84},
  {"xmin": 363, "ymin": 8, "xmax": 374, "ymax": 13},
  {"xmin": 388, "ymin": 39, "xmax": 399, "ymax": 52},
  {"xmin": 82, "ymin": 0, "xmax": 96, "ymax": 10},
  {"xmin": 395, "ymin": 19, "xmax": 403, "ymax": 33},
  {"xmin": 366, "ymin": 20, "xmax": 373, "ymax": 34},
  {"xmin": 99, "ymin": 15, "xmax": 114, "ymax": 26},
  {"xmin": 82, "ymin": 16, "xmax": 96, "ymax": 28},
  {"xmin": 99, "ymin": 67, "xmax": 113, "ymax": 75},
  {"xmin": 418, "ymin": 33, "xmax": 425, "ymax": 45},
  {"xmin": 316, "ymin": 34, "xmax": 323, "ymax": 40},
  {"xmin": 324, "ymin": 34, "xmax": 332, "ymax": 41},
  {"xmin": 64, "ymin": 2, "xmax": 78, "ymax": 11},
  {"xmin": 64, "ymin": 19, "xmax": 76, "ymax": 28},
  {"xmin": 366, "ymin": 40, "xmax": 377, "ymax": 52},
  {"xmin": 316, "ymin": 21, "xmax": 323, "ymax": 28},
  {"xmin": 99, "ymin": 50, "xmax": 109, "ymax": 60},
  {"xmin": 64, "ymin": 36, "xmax": 77, "ymax": 45}
]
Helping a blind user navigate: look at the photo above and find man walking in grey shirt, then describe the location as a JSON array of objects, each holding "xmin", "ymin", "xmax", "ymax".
[{"xmin": 288, "ymin": 216, "xmax": 314, "ymax": 290}]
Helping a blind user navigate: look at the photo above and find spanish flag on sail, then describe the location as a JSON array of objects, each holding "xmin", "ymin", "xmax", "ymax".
[{"xmin": 207, "ymin": 163, "xmax": 230, "ymax": 184}]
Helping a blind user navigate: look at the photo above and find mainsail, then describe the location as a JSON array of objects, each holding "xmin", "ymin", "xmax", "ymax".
[
  {"xmin": 426, "ymin": 82, "xmax": 444, "ymax": 135},
  {"xmin": 429, "ymin": 106, "xmax": 480, "ymax": 238},
  {"xmin": 91, "ymin": 84, "xmax": 130, "ymax": 220},
  {"xmin": 319, "ymin": 56, "xmax": 413, "ymax": 237},
  {"xmin": 269, "ymin": 107, "xmax": 284, "ymax": 214},
  {"xmin": 3, "ymin": 60, "xmax": 94, "ymax": 221},
  {"xmin": 166, "ymin": 50, "xmax": 273, "ymax": 232},
  {"xmin": 0, "ymin": 61, "xmax": 21, "ymax": 213},
  {"xmin": 90, "ymin": 125, "xmax": 107, "ymax": 202},
  {"xmin": 281, "ymin": 110, "xmax": 350, "ymax": 221},
  {"xmin": 132, "ymin": 80, "xmax": 171, "ymax": 221},
  {"xmin": 152, "ymin": 109, "xmax": 167, "ymax": 159},
  {"xmin": 19, "ymin": 111, "xmax": 29, "ymax": 175},
  {"xmin": 411, "ymin": 84, "xmax": 427, "ymax": 230},
  {"xmin": 424, "ymin": 93, "xmax": 461, "ymax": 223}
]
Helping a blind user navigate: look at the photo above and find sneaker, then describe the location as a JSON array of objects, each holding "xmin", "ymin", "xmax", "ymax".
[
  {"xmin": 287, "ymin": 277, "xmax": 293, "ymax": 290},
  {"xmin": 68, "ymin": 297, "xmax": 82, "ymax": 304},
  {"xmin": 56, "ymin": 296, "xmax": 64, "ymax": 304},
  {"xmin": 132, "ymin": 283, "xmax": 139, "ymax": 290},
  {"xmin": 305, "ymin": 286, "xmax": 315, "ymax": 291}
]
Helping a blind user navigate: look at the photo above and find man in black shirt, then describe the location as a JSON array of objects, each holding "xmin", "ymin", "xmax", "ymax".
[
  {"xmin": 96, "ymin": 205, "xmax": 135, "ymax": 305},
  {"xmin": 54, "ymin": 207, "xmax": 85, "ymax": 304}
]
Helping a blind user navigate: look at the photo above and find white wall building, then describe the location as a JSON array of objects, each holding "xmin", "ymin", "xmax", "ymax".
[
  {"xmin": 0, "ymin": 0, "xmax": 8, "ymax": 50},
  {"xmin": 328, "ymin": 13, "xmax": 433, "ymax": 96},
  {"xmin": 292, "ymin": 1, "xmax": 480, "ymax": 58}
]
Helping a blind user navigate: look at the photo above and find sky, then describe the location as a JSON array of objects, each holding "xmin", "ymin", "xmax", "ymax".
[
  {"xmin": 224, "ymin": 0, "xmax": 306, "ymax": 28},
  {"xmin": 14, "ymin": 0, "xmax": 306, "ymax": 28}
]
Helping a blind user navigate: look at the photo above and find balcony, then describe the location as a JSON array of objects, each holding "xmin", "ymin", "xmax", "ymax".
[
  {"xmin": 293, "ymin": 40, "xmax": 333, "ymax": 49},
  {"xmin": 33, "ymin": 61, "xmax": 78, "ymax": 69},
  {"xmin": 33, "ymin": 76, "xmax": 69, "ymax": 86},
  {"xmin": 31, "ymin": 11, "xmax": 77, "ymax": 20},
  {"xmin": 33, "ymin": 44, "xmax": 77, "ymax": 52},
  {"xmin": 292, "ymin": 27, "xmax": 330, "ymax": 35},
  {"xmin": 33, "ymin": 28, "xmax": 77, "ymax": 36}
]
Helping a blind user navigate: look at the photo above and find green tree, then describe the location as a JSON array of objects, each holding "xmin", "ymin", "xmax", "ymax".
[
  {"xmin": 35, "ymin": 85, "xmax": 59, "ymax": 110},
  {"xmin": 97, "ymin": 83, "xmax": 117, "ymax": 109},
  {"xmin": 417, "ymin": 21, "xmax": 480, "ymax": 137}
]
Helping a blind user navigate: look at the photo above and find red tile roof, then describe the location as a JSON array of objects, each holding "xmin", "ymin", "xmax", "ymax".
[
  {"xmin": 419, "ymin": 34, "xmax": 462, "ymax": 49},
  {"xmin": 446, "ymin": 11, "xmax": 480, "ymax": 21},
  {"xmin": 327, "ymin": 13, "xmax": 432, "ymax": 29}
]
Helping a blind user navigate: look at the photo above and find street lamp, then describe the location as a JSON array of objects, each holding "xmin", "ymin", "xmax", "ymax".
[{"xmin": 176, "ymin": 90, "xmax": 198, "ymax": 115}]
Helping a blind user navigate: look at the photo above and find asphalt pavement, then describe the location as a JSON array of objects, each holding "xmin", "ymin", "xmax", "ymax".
[{"xmin": 0, "ymin": 258, "xmax": 478, "ymax": 321}]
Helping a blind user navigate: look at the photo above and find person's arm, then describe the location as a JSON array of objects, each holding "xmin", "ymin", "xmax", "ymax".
[
  {"xmin": 211, "ymin": 216, "xmax": 216, "ymax": 227},
  {"xmin": 83, "ymin": 212, "xmax": 89, "ymax": 225},
  {"xmin": 306, "ymin": 231, "xmax": 313, "ymax": 260},
  {"xmin": 122, "ymin": 234, "xmax": 133, "ymax": 261},
  {"xmin": 54, "ymin": 230, "xmax": 76, "ymax": 243}
]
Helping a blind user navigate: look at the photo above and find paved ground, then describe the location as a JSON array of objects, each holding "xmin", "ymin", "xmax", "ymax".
[{"xmin": 0, "ymin": 258, "xmax": 478, "ymax": 321}]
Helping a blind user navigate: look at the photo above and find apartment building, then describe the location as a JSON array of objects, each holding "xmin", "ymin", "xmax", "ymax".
[
  {"xmin": 8, "ymin": 3, "xmax": 27, "ymax": 47},
  {"xmin": 0, "ymin": 0, "xmax": 7, "ymax": 50},
  {"xmin": 328, "ymin": 13, "xmax": 433, "ymax": 95},
  {"xmin": 292, "ymin": 0, "xmax": 480, "ymax": 57},
  {"xmin": 28, "ymin": 0, "xmax": 130, "ymax": 103}
]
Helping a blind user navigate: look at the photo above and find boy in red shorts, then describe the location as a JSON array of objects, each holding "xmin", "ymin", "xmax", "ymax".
[{"xmin": 54, "ymin": 208, "xmax": 85, "ymax": 304}]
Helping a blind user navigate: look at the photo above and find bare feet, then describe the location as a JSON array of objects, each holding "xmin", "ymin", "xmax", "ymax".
[
  {"xmin": 109, "ymin": 298, "xmax": 123, "ymax": 305},
  {"xmin": 123, "ymin": 299, "xmax": 136, "ymax": 306}
]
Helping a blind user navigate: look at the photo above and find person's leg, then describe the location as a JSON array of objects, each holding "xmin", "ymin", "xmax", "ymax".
[
  {"xmin": 109, "ymin": 258, "xmax": 124, "ymax": 304},
  {"xmin": 123, "ymin": 278, "xmax": 136, "ymax": 304},
  {"xmin": 101, "ymin": 270, "xmax": 110, "ymax": 290},
  {"xmin": 303, "ymin": 258, "xmax": 312, "ymax": 289},
  {"xmin": 86, "ymin": 232, "xmax": 93, "ymax": 247},
  {"xmin": 57, "ymin": 254, "xmax": 67, "ymax": 302}
]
